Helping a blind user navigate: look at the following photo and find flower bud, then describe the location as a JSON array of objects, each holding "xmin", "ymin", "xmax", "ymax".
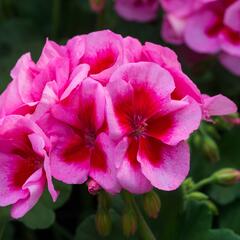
[
  {"xmin": 98, "ymin": 191, "xmax": 111, "ymax": 210},
  {"xmin": 185, "ymin": 192, "xmax": 209, "ymax": 201},
  {"xmin": 212, "ymin": 168, "xmax": 240, "ymax": 186},
  {"xmin": 203, "ymin": 200, "xmax": 219, "ymax": 215},
  {"xmin": 202, "ymin": 135, "xmax": 220, "ymax": 162},
  {"xmin": 142, "ymin": 191, "xmax": 161, "ymax": 219},
  {"xmin": 95, "ymin": 209, "xmax": 112, "ymax": 237},
  {"xmin": 89, "ymin": 0, "xmax": 106, "ymax": 13},
  {"xmin": 87, "ymin": 179, "xmax": 101, "ymax": 195},
  {"xmin": 182, "ymin": 178, "xmax": 195, "ymax": 193},
  {"xmin": 122, "ymin": 208, "xmax": 137, "ymax": 237},
  {"xmin": 192, "ymin": 133, "xmax": 202, "ymax": 148}
]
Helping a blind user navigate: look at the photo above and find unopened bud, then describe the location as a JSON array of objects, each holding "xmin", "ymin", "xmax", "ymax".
[
  {"xmin": 192, "ymin": 133, "xmax": 202, "ymax": 148},
  {"xmin": 95, "ymin": 209, "xmax": 112, "ymax": 237},
  {"xmin": 122, "ymin": 208, "xmax": 137, "ymax": 237},
  {"xmin": 182, "ymin": 178, "xmax": 195, "ymax": 193},
  {"xmin": 212, "ymin": 168, "xmax": 240, "ymax": 186},
  {"xmin": 98, "ymin": 191, "xmax": 111, "ymax": 210},
  {"xmin": 202, "ymin": 136, "xmax": 220, "ymax": 162},
  {"xmin": 87, "ymin": 179, "xmax": 101, "ymax": 195},
  {"xmin": 89, "ymin": 0, "xmax": 106, "ymax": 13},
  {"xmin": 204, "ymin": 200, "xmax": 219, "ymax": 215},
  {"xmin": 186, "ymin": 192, "xmax": 209, "ymax": 201},
  {"xmin": 143, "ymin": 191, "xmax": 161, "ymax": 219}
]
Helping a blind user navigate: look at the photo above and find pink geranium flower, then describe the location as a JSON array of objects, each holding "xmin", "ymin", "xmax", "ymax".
[
  {"xmin": 49, "ymin": 78, "xmax": 120, "ymax": 194},
  {"xmin": 0, "ymin": 115, "xmax": 58, "ymax": 218},
  {"xmin": 106, "ymin": 62, "xmax": 202, "ymax": 193},
  {"xmin": 160, "ymin": 0, "xmax": 240, "ymax": 76},
  {"xmin": 115, "ymin": 0, "xmax": 160, "ymax": 22}
]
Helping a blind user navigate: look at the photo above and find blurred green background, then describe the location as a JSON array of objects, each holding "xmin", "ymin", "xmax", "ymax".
[{"xmin": 0, "ymin": 1, "xmax": 240, "ymax": 240}]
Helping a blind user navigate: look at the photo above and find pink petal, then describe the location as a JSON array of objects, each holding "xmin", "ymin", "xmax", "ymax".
[
  {"xmin": 142, "ymin": 41, "xmax": 182, "ymax": 70},
  {"xmin": 161, "ymin": 15, "xmax": 185, "ymax": 45},
  {"xmin": 170, "ymin": 68, "xmax": 202, "ymax": 103},
  {"xmin": 0, "ymin": 153, "xmax": 29, "ymax": 206},
  {"xmin": 224, "ymin": 1, "xmax": 240, "ymax": 32},
  {"xmin": 37, "ymin": 39, "xmax": 67, "ymax": 69},
  {"xmin": 61, "ymin": 64, "xmax": 89, "ymax": 100},
  {"xmin": 202, "ymin": 94, "xmax": 238, "ymax": 118},
  {"xmin": 80, "ymin": 30, "xmax": 124, "ymax": 85},
  {"xmin": 138, "ymin": 137, "xmax": 190, "ymax": 191},
  {"xmin": 106, "ymin": 79, "xmax": 133, "ymax": 140},
  {"xmin": 123, "ymin": 36, "xmax": 142, "ymax": 63},
  {"xmin": 50, "ymin": 125, "xmax": 91, "ymax": 184},
  {"xmin": 110, "ymin": 62, "xmax": 175, "ymax": 100},
  {"xmin": 146, "ymin": 97, "xmax": 201, "ymax": 145},
  {"xmin": 184, "ymin": 10, "xmax": 221, "ymax": 53},
  {"xmin": 116, "ymin": 137, "xmax": 152, "ymax": 194},
  {"xmin": 219, "ymin": 52, "xmax": 240, "ymax": 76},
  {"xmin": 90, "ymin": 133, "xmax": 121, "ymax": 194},
  {"xmin": 52, "ymin": 78, "xmax": 106, "ymax": 131},
  {"xmin": 66, "ymin": 35, "xmax": 86, "ymax": 69},
  {"xmin": 11, "ymin": 169, "xmax": 46, "ymax": 219}
]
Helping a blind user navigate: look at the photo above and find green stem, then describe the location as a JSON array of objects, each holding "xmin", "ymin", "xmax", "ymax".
[
  {"xmin": 132, "ymin": 199, "xmax": 156, "ymax": 240},
  {"xmin": 51, "ymin": 0, "xmax": 61, "ymax": 39},
  {"xmin": 189, "ymin": 176, "xmax": 215, "ymax": 193},
  {"xmin": 121, "ymin": 191, "xmax": 156, "ymax": 240}
]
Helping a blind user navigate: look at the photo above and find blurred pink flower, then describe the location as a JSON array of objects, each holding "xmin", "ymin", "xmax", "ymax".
[
  {"xmin": 160, "ymin": 0, "xmax": 240, "ymax": 76},
  {"xmin": 0, "ymin": 115, "xmax": 58, "ymax": 219},
  {"xmin": 115, "ymin": 0, "xmax": 160, "ymax": 22}
]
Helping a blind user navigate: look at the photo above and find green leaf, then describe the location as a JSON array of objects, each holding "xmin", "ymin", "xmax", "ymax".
[
  {"xmin": 178, "ymin": 201, "xmax": 212, "ymax": 240},
  {"xmin": 208, "ymin": 229, "xmax": 240, "ymax": 240},
  {"xmin": 220, "ymin": 200, "xmax": 240, "ymax": 235},
  {"xmin": 178, "ymin": 201, "xmax": 240, "ymax": 240},
  {"xmin": 20, "ymin": 202, "xmax": 55, "ymax": 230}
]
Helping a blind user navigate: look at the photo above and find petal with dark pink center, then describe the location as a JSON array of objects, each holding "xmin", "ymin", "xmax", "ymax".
[
  {"xmin": 90, "ymin": 133, "xmax": 121, "ymax": 194},
  {"xmin": 106, "ymin": 79, "xmax": 134, "ymax": 139},
  {"xmin": 50, "ymin": 126, "xmax": 91, "ymax": 184},
  {"xmin": 52, "ymin": 78, "xmax": 105, "ymax": 132},
  {"xmin": 80, "ymin": 30, "xmax": 124, "ymax": 84},
  {"xmin": 146, "ymin": 97, "xmax": 202, "ymax": 145},
  {"xmin": 11, "ymin": 168, "xmax": 46, "ymax": 219},
  {"xmin": 0, "ymin": 153, "xmax": 29, "ymax": 206},
  {"xmin": 110, "ymin": 62, "xmax": 175, "ymax": 101},
  {"xmin": 116, "ymin": 137, "xmax": 152, "ymax": 194},
  {"xmin": 138, "ymin": 137, "xmax": 190, "ymax": 191}
]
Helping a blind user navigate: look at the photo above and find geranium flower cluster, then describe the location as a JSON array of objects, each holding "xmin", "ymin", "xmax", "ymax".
[
  {"xmin": 0, "ymin": 30, "xmax": 236, "ymax": 219},
  {"xmin": 160, "ymin": 0, "xmax": 240, "ymax": 76}
]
